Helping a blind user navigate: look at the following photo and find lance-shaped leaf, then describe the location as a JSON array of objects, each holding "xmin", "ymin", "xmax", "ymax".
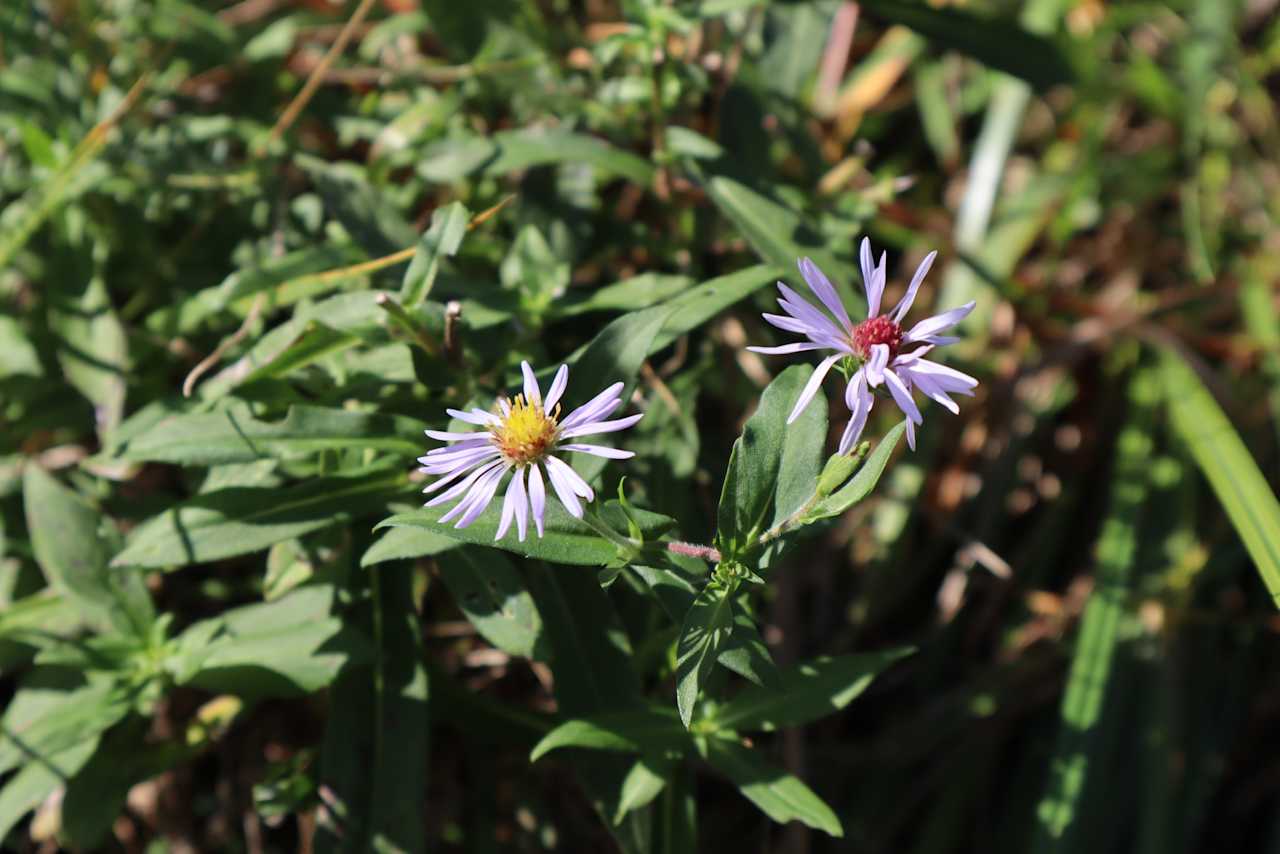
[
  {"xmin": 23, "ymin": 465, "xmax": 153, "ymax": 637},
  {"xmin": 360, "ymin": 525, "xmax": 458, "ymax": 567},
  {"xmin": 113, "ymin": 468, "xmax": 406, "ymax": 569},
  {"xmin": 699, "ymin": 737, "xmax": 843, "ymax": 837},
  {"xmin": 435, "ymin": 547, "xmax": 545, "ymax": 659},
  {"xmin": 803, "ymin": 420, "xmax": 907, "ymax": 523},
  {"xmin": 377, "ymin": 500, "xmax": 673, "ymax": 567},
  {"xmin": 1158, "ymin": 348, "xmax": 1280, "ymax": 608},
  {"xmin": 717, "ymin": 365, "xmax": 812, "ymax": 555},
  {"xmin": 530, "ymin": 708, "xmax": 690, "ymax": 762},
  {"xmin": 711, "ymin": 648, "xmax": 914, "ymax": 732},
  {"xmin": 118, "ymin": 404, "xmax": 425, "ymax": 465},
  {"xmin": 400, "ymin": 201, "xmax": 469, "ymax": 306},
  {"xmin": 675, "ymin": 581, "xmax": 737, "ymax": 728}
]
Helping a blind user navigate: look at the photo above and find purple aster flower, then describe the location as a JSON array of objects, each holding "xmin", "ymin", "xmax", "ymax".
[
  {"xmin": 417, "ymin": 361, "xmax": 641, "ymax": 541},
  {"xmin": 748, "ymin": 238, "xmax": 978, "ymax": 453}
]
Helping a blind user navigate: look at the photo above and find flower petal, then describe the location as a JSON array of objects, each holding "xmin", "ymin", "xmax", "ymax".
[
  {"xmin": 560, "ymin": 412, "xmax": 643, "ymax": 439},
  {"xmin": 425, "ymin": 459, "xmax": 505, "ymax": 507},
  {"xmin": 546, "ymin": 454, "xmax": 594, "ymax": 500},
  {"xmin": 521, "ymin": 361, "xmax": 542, "ymax": 407},
  {"xmin": 904, "ymin": 301, "xmax": 975, "ymax": 343},
  {"xmin": 777, "ymin": 284, "xmax": 845, "ymax": 341},
  {"xmin": 905, "ymin": 417, "xmax": 916, "ymax": 451},
  {"xmin": 496, "ymin": 468, "xmax": 528, "ymax": 541},
  {"xmin": 883, "ymin": 367, "xmax": 923, "ymax": 425},
  {"xmin": 746, "ymin": 342, "xmax": 828, "ymax": 355},
  {"xmin": 544, "ymin": 456, "xmax": 583, "ymax": 518},
  {"xmin": 561, "ymin": 382, "xmax": 624, "ymax": 430},
  {"xmin": 799, "ymin": 257, "xmax": 853, "ymax": 332},
  {"xmin": 543, "ymin": 364, "xmax": 570, "ymax": 411},
  {"xmin": 559, "ymin": 443, "xmax": 635, "ymax": 459},
  {"xmin": 496, "ymin": 474, "xmax": 517, "ymax": 541},
  {"xmin": 528, "ymin": 463, "xmax": 547, "ymax": 537},
  {"xmin": 446, "ymin": 408, "xmax": 498, "ymax": 426},
  {"xmin": 864, "ymin": 344, "xmax": 890, "ymax": 386},
  {"xmin": 903, "ymin": 367, "xmax": 960, "ymax": 414},
  {"xmin": 837, "ymin": 370, "xmax": 873, "ymax": 454},
  {"xmin": 510, "ymin": 467, "xmax": 528, "ymax": 541},
  {"xmin": 859, "ymin": 238, "xmax": 881, "ymax": 317},
  {"xmin": 437, "ymin": 463, "xmax": 504, "ymax": 522},
  {"xmin": 424, "ymin": 429, "xmax": 483, "ymax": 442},
  {"xmin": 450, "ymin": 465, "xmax": 508, "ymax": 528},
  {"xmin": 787, "ymin": 353, "xmax": 842, "ymax": 424},
  {"xmin": 891, "ymin": 250, "xmax": 937, "ymax": 323},
  {"xmin": 902, "ymin": 357, "xmax": 978, "ymax": 393}
]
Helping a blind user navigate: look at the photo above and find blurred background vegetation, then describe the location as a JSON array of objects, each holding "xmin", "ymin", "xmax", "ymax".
[{"xmin": 3, "ymin": 0, "xmax": 1280, "ymax": 851}]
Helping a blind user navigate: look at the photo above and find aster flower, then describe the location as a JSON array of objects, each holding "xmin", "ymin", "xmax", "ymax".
[
  {"xmin": 748, "ymin": 238, "xmax": 978, "ymax": 452},
  {"xmin": 417, "ymin": 362, "xmax": 641, "ymax": 541}
]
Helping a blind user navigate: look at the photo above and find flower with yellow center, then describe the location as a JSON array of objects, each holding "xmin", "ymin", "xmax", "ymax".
[
  {"xmin": 418, "ymin": 361, "xmax": 642, "ymax": 541},
  {"xmin": 490, "ymin": 394, "xmax": 559, "ymax": 465}
]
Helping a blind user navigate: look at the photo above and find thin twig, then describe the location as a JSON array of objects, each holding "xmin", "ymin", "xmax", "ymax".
[
  {"xmin": 181, "ymin": 293, "xmax": 265, "ymax": 397},
  {"xmin": 263, "ymin": 0, "xmax": 378, "ymax": 150}
]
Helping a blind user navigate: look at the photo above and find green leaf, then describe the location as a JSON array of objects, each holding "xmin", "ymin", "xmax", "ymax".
[
  {"xmin": 0, "ymin": 667, "xmax": 129, "ymax": 778},
  {"xmin": 530, "ymin": 708, "xmax": 690, "ymax": 762},
  {"xmin": 367, "ymin": 567, "xmax": 430, "ymax": 852},
  {"xmin": 118, "ymin": 404, "xmax": 425, "ymax": 465},
  {"xmin": 60, "ymin": 725, "xmax": 184, "ymax": 850},
  {"xmin": 564, "ymin": 305, "xmax": 673, "ymax": 482},
  {"xmin": 616, "ymin": 756, "xmax": 671, "ymax": 823},
  {"xmin": 804, "ymin": 420, "xmax": 907, "ymax": 522},
  {"xmin": 174, "ymin": 585, "xmax": 370, "ymax": 697},
  {"xmin": 360, "ymin": 525, "xmax": 459, "ymax": 566},
  {"xmin": 525, "ymin": 564, "xmax": 643, "ymax": 716},
  {"xmin": 855, "ymin": 0, "xmax": 1073, "ymax": 90},
  {"xmin": 712, "ymin": 648, "xmax": 913, "ymax": 732},
  {"xmin": 1157, "ymin": 348, "xmax": 1280, "ymax": 608},
  {"xmin": 145, "ymin": 244, "xmax": 365, "ymax": 336},
  {"xmin": 0, "ymin": 591, "xmax": 82, "ymax": 657},
  {"xmin": 420, "ymin": 128, "xmax": 656, "ymax": 186},
  {"xmin": 717, "ymin": 605, "xmax": 778, "ymax": 688},
  {"xmin": 377, "ymin": 500, "xmax": 673, "ymax": 567},
  {"xmin": 113, "ymin": 468, "xmax": 405, "ymax": 569},
  {"xmin": 675, "ymin": 581, "xmax": 737, "ymax": 728},
  {"xmin": 49, "ymin": 276, "xmax": 128, "ymax": 438},
  {"xmin": 0, "ymin": 737, "xmax": 99, "ymax": 844},
  {"xmin": 0, "ymin": 315, "xmax": 41, "ymax": 378},
  {"xmin": 649, "ymin": 265, "xmax": 784, "ymax": 352},
  {"xmin": 717, "ymin": 365, "xmax": 813, "ymax": 554},
  {"xmin": 435, "ymin": 547, "xmax": 545, "ymax": 659},
  {"xmin": 1032, "ymin": 369, "xmax": 1155, "ymax": 851},
  {"xmin": 557, "ymin": 274, "xmax": 694, "ymax": 318},
  {"xmin": 22, "ymin": 465, "xmax": 153, "ymax": 636},
  {"xmin": 697, "ymin": 173, "xmax": 858, "ymax": 308},
  {"xmin": 315, "ymin": 568, "xmax": 428, "ymax": 853},
  {"xmin": 231, "ymin": 321, "xmax": 361, "ymax": 388},
  {"xmin": 298, "ymin": 156, "xmax": 417, "ymax": 257},
  {"xmin": 400, "ymin": 201, "xmax": 469, "ymax": 306},
  {"xmin": 700, "ymin": 737, "xmax": 843, "ymax": 837},
  {"xmin": 770, "ymin": 366, "xmax": 828, "ymax": 528}
]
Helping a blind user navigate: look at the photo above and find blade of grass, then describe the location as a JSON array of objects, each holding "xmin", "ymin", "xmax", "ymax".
[
  {"xmin": 1156, "ymin": 345, "xmax": 1280, "ymax": 609},
  {"xmin": 1031, "ymin": 367, "xmax": 1156, "ymax": 852}
]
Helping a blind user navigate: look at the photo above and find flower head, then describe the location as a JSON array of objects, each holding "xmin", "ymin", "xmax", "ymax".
[
  {"xmin": 418, "ymin": 362, "xmax": 641, "ymax": 541},
  {"xmin": 748, "ymin": 238, "xmax": 978, "ymax": 452}
]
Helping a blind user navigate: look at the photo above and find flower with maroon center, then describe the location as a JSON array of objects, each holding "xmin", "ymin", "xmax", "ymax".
[
  {"xmin": 748, "ymin": 238, "xmax": 979, "ymax": 452},
  {"xmin": 418, "ymin": 361, "xmax": 641, "ymax": 541}
]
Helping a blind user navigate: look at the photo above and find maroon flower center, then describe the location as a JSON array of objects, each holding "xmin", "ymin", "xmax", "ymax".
[{"xmin": 851, "ymin": 315, "xmax": 903, "ymax": 360}]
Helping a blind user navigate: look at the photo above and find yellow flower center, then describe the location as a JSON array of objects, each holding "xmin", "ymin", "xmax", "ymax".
[{"xmin": 490, "ymin": 394, "xmax": 560, "ymax": 465}]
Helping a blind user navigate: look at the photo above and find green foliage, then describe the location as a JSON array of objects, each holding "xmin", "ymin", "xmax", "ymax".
[{"xmin": 1, "ymin": 0, "xmax": 1277, "ymax": 850}]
